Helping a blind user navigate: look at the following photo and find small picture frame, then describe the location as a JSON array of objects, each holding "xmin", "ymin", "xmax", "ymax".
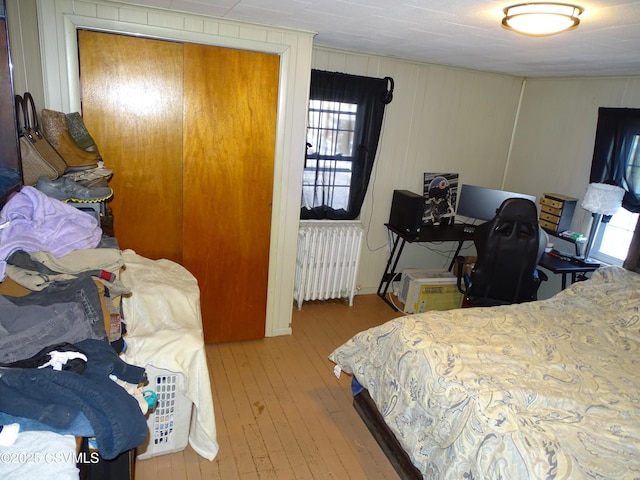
[{"xmin": 423, "ymin": 173, "xmax": 458, "ymax": 226}]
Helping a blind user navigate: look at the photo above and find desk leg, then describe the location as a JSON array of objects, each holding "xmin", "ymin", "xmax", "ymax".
[
  {"xmin": 377, "ymin": 235, "xmax": 406, "ymax": 311},
  {"xmin": 449, "ymin": 240, "xmax": 465, "ymax": 271},
  {"xmin": 561, "ymin": 273, "xmax": 568, "ymax": 290}
]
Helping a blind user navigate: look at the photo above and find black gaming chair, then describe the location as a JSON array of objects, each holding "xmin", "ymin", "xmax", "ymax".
[{"xmin": 456, "ymin": 197, "xmax": 548, "ymax": 307}]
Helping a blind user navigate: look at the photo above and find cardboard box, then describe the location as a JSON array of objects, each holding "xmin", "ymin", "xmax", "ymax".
[
  {"xmin": 454, "ymin": 255, "xmax": 477, "ymax": 281},
  {"xmin": 411, "ymin": 282, "xmax": 463, "ymax": 313}
]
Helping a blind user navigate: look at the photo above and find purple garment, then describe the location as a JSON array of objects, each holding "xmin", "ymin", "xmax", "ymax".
[{"xmin": 0, "ymin": 186, "xmax": 102, "ymax": 280}]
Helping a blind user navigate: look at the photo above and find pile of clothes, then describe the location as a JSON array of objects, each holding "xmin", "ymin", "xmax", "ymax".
[{"xmin": 0, "ymin": 187, "xmax": 151, "ymax": 477}]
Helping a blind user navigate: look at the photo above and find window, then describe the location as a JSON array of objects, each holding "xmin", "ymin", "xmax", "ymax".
[
  {"xmin": 300, "ymin": 70, "xmax": 393, "ymax": 220},
  {"xmin": 590, "ymin": 209, "xmax": 639, "ymax": 265},
  {"xmin": 589, "ymin": 109, "xmax": 640, "ymax": 264},
  {"xmin": 303, "ymin": 100, "xmax": 357, "ymax": 212}
]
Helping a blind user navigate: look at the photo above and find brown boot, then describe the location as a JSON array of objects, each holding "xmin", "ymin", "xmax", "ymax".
[
  {"xmin": 41, "ymin": 109, "xmax": 101, "ymax": 169},
  {"xmin": 66, "ymin": 112, "xmax": 101, "ymax": 154}
]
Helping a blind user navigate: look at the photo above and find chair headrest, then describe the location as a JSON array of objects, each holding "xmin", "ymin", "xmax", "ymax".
[{"xmin": 495, "ymin": 198, "xmax": 538, "ymax": 222}]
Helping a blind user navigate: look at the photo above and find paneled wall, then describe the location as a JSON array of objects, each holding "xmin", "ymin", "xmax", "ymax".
[
  {"xmin": 311, "ymin": 48, "xmax": 525, "ymax": 293},
  {"xmin": 5, "ymin": 0, "xmax": 44, "ymax": 106},
  {"xmin": 507, "ymin": 77, "xmax": 640, "ymax": 297},
  {"xmin": 311, "ymin": 50, "xmax": 640, "ymax": 298},
  {"xmin": 508, "ymin": 76, "xmax": 640, "ymax": 224}
]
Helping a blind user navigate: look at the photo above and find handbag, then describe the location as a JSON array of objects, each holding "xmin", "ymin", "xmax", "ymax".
[{"xmin": 15, "ymin": 92, "xmax": 67, "ymax": 186}]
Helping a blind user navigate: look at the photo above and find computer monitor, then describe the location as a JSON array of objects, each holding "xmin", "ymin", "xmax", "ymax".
[{"xmin": 456, "ymin": 184, "xmax": 537, "ymax": 222}]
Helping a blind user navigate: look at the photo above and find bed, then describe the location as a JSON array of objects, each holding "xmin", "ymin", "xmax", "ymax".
[{"xmin": 329, "ymin": 265, "xmax": 640, "ymax": 479}]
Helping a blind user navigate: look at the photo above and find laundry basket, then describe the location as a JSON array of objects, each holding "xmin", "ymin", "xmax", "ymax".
[{"xmin": 136, "ymin": 365, "xmax": 193, "ymax": 459}]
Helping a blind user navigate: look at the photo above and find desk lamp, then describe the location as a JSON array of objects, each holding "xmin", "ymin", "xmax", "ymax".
[{"xmin": 580, "ymin": 183, "xmax": 625, "ymax": 263}]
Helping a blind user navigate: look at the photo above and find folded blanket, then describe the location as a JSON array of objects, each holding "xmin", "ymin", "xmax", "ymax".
[{"xmin": 120, "ymin": 250, "xmax": 219, "ymax": 461}]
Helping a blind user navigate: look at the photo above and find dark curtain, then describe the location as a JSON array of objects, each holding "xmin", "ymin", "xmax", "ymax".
[
  {"xmin": 590, "ymin": 107, "xmax": 640, "ymax": 269},
  {"xmin": 589, "ymin": 107, "xmax": 640, "ymax": 213},
  {"xmin": 301, "ymin": 70, "xmax": 393, "ymax": 220}
]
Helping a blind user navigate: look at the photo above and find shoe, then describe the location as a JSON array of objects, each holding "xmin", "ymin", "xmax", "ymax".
[
  {"xmin": 41, "ymin": 109, "xmax": 101, "ymax": 169},
  {"xmin": 63, "ymin": 162, "xmax": 113, "ymax": 188},
  {"xmin": 36, "ymin": 176, "xmax": 113, "ymax": 203},
  {"xmin": 65, "ymin": 112, "xmax": 101, "ymax": 154}
]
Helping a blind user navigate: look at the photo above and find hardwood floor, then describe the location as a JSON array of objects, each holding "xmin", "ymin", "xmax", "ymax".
[{"xmin": 134, "ymin": 294, "xmax": 404, "ymax": 479}]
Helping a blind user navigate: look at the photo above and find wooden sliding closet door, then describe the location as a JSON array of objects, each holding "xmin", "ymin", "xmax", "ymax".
[
  {"xmin": 78, "ymin": 30, "xmax": 185, "ymax": 263},
  {"xmin": 78, "ymin": 31, "xmax": 279, "ymax": 343},
  {"xmin": 182, "ymin": 44, "xmax": 279, "ymax": 343}
]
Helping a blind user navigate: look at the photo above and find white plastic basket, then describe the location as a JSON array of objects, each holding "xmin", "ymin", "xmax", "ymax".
[{"xmin": 136, "ymin": 365, "xmax": 193, "ymax": 459}]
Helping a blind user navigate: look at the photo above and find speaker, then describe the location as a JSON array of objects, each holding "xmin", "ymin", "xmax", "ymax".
[{"xmin": 389, "ymin": 190, "xmax": 425, "ymax": 234}]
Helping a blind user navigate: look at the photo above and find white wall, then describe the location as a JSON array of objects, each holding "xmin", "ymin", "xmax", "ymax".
[
  {"xmin": 312, "ymin": 48, "xmax": 526, "ymax": 293},
  {"xmin": 506, "ymin": 76, "xmax": 640, "ymax": 296},
  {"xmin": 311, "ymin": 49, "xmax": 640, "ymax": 300},
  {"xmin": 5, "ymin": 0, "xmax": 43, "ymax": 104},
  {"xmin": 507, "ymin": 76, "xmax": 640, "ymax": 210}
]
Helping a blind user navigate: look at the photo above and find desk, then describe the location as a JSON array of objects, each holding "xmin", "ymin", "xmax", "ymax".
[
  {"xmin": 537, "ymin": 253, "xmax": 599, "ymax": 289},
  {"xmin": 377, "ymin": 223, "xmax": 474, "ymax": 310}
]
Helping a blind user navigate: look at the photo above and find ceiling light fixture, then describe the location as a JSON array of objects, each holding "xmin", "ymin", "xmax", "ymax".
[{"xmin": 502, "ymin": 3, "xmax": 583, "ymax": 36}]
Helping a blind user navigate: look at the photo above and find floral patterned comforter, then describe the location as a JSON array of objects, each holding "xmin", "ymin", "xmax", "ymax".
[{"xmin": 329, "ymin": 266, "xmax": 640, "ymax": 479}]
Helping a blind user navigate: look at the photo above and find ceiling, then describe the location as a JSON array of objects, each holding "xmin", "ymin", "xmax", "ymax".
[{"xmin": 115, "ymin": 0, "xmax": 640, "ymax": 77}]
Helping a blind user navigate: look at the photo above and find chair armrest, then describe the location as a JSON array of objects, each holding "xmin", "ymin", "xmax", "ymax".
[{"xmin": 536, "ymin": 268, "xmax": 548, "ymax": 282}]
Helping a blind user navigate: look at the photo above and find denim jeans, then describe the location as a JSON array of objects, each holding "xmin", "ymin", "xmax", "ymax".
[
  {"xmin": 0, "ymin": 339, "xmax": 147, "ymax": 460},
  {"xmin": 0, "ymin": 296, "xmax": 97, "ymax": 364},
  {"xmin": 0, "ymin": 273, "xmax": 107, "ymax": 363}
]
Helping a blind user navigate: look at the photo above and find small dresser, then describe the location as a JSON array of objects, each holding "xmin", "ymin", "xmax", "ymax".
[{"xmin": 539, "ymin": 193, "xmax": 577, "ymax": 233}]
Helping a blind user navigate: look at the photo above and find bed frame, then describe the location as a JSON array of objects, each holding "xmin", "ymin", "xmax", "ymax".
[{"xmin": 353, "ymin": 390, "xmax": 422, "ymax": 480}]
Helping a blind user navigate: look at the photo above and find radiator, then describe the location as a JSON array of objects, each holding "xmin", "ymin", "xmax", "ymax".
[{"xmin": 294, "ymin": 221, "xmax": 364, "ymax": 309}]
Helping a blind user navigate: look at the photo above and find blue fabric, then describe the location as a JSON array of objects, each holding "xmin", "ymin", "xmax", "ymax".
[
  {"xmin": 0, "ymin": 411, "xmax": 94, "ymax": 437},
  {"xmin": 351, "ymin": 376, "xmax": 364, "ymax": 396},
  {"xmin": 75, "ymin": 338, "xmax": 145, "ymax": 384},
  {"xmin": 0, "ymin": 340, "xmax": 147, "ymax": 460}
]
